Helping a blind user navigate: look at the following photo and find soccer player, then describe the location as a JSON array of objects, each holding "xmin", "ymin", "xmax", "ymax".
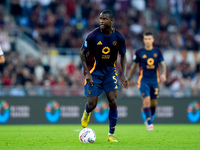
[
  {"xmin": 80, "ymin": 10, "xmax": 128, "ymax": 142},
  {"xmin": 0, "ymin": 46, "xmax": 5, "ymax": 64},
  {"xmin": 127, "ymin": 32, "xmax": 166, "ymax": 131}
]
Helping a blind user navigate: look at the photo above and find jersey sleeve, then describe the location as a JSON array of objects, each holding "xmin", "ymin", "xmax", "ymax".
[
  {"xmin": 118, "ymin": 34, "xmax": 126, "ymax": 54},
  {"xmin": 81, "ymin": 35, "xmax": 92, "ymax": 52},
  {"xmin": 0, "ymin": 46, "xmax": 4, "ymax": 56},
  {"xmin": 158, "ymin": 49, "xmax": 164, "ymax": 63},
  {"xmin": 133, "ymin": 51, "xmax": 140, "ymax": 63}
]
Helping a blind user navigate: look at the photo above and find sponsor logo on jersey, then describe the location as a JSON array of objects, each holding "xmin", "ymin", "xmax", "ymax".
[
  {"xmin": 102, "ymin": 47, "xmax": 110, "ymax": 54},
  {"xmin": 102, "ymin": 47, "xmax": 110, "ymax": 59},
  {"xmin": 102, "ymin": 55, "xmax": 110, "ymax": 59},
  {"xmin": 146, "ymin": 58, "xmax": 155, "ymax": 69},
  {"xmin": 154, "ymin": 53, "xmax": 157, "ymax": 58}
]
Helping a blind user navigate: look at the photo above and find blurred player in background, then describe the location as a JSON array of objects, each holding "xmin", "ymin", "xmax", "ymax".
[
  {"xmin": 80, "ymin": 10, "xmax": 128, "ymax": 142},
  {"xmin": 0, "ymin": 46, "xmax": 5, "ymax": 64},
  {"xmin": 127, "ymin": 32, "xmax": 166, "ymax": 131}
]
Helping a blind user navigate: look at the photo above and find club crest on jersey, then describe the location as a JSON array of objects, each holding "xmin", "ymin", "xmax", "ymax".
[
  {"xmin": 142, "ymin": 54, "xmax": 147, "ymax": 59},
  {"xmin": 97, "ymin": 41, "xmax": 102, "ymax": 45},
  {"xmin": 154, "ymin": 53, "xmax": 157, "ymax": 58},
  {"xmin": 112, "ymin": 41, "xmax": 117, "ymax": 46},
  {"xmin": 84, "ymin": 41, "xmax": 87, "ymax": 47}
]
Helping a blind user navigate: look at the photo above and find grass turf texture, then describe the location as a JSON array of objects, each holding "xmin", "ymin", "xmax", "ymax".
[{"xmin": 0, "ymin": 124, "xmax": 199, "ymax": 150}]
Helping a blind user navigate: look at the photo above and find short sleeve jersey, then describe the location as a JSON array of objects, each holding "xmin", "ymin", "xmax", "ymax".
[
  {"xmin": 82, "ymin": 27, "xmax": 126, "ymax": 76},
  {"xmin": 133, "ymin": 48, "xmax": 164, "ymax": 82}
]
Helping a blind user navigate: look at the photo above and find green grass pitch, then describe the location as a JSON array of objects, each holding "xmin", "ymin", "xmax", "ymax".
[{"xmin": 0, "ymin": 124, "xmax": 199, "ymax": 150}]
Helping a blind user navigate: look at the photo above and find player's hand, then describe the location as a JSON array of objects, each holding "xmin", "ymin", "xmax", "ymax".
[
  {"xmin": 121, "ymin": 75, "xmax": 128, "ymax": 88},
  {"xmin": 85, "ymin": 73, "xmax": 93, "ymax": 86},
  {"xmin": 160, "ymin": 74, "xmax": 166, "ymax": 83}
]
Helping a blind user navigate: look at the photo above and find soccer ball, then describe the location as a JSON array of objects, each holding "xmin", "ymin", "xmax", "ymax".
[{"xmin": 79, "ymin": 128, "xmax": 96, "ymax": 143}]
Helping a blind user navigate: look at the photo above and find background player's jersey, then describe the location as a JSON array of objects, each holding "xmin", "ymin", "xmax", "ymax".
[
  {"xmin": 82, "ymin": 27, "xmax": 126, "ymax": 76},
  {"xmin": 133, "ymin": 47, "xmax": 164, "ymax": 82}
]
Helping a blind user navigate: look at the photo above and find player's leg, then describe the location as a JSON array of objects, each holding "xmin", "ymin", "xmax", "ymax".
[
  {"xmin": 142, "ymin": 96, "xmax": 153, "ymax": 130},
  {"xmin": 81, "ymin": 75, "xmax": 103, "ymax": 128},
  {"xmin": 150, "ymin": 99, "xmax": 158, "ymax": 119},
  {"xmin": 81, "ymin": 96, "xmax": 98, "ymax": 128},
  {"xmin": 106, "ymin": 90, "xmax": 118, "ymax": 142},
  {"xmin": 150, "ymin": 83, "xmax": 159, "ymax": 121},
  {"xmin": 139, "ymin": 81, "xmax": 153, "ymax": 130},
  {"xmin": 85, "ymin": 96, "xmax": 99, "ymax": 113},
  {"xmin": 103, "ymin": 71, "xmax": 119, "ymax": 142}
]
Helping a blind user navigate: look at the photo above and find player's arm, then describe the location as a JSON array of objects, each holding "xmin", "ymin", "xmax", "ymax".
[
  {"xmin": 127, "ymin": 62, "xmax": 138, "ymax": 82},
  {"xmin": 120, "ymin": 53, "xmax": 128, "ymax": 88},
  {"xmin": 159, "ymin": 61, "xmax": 166, "ymax": 82},
  {"xmin": 0, "ymin": 47, "xmax": 5, "ymax": 64},
  {"xmin": 0, "ymin": 55, "xmax": 5, "ymax": 64},
  {"xmin": 80, "ymin": 47, "xmax": 93, "ymax": 86}
]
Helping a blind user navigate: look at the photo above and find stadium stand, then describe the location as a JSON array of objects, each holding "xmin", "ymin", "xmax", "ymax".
[{"xmin": 0, "ymin": 0, "xmax": 199, "ymax": 97}]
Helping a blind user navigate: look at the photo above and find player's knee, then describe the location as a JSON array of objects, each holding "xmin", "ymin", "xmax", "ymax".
[
  {"xmin": 151, "ymin": 99, "xmax": 158, "ymax": 107},
  {"xmin": 143, "ymin": 101, "xmax": 151, "ymax": 107},
  {"xmin": 142, "ymin": 96, "xmax": 151, "ymax": 107},
  {"xmin": 88, "ymin": 101, "xmax": 97, "ymax": 110},
  {"xmin": 108, "ymin": 99, "xmax": 117, "ymax": 110}
]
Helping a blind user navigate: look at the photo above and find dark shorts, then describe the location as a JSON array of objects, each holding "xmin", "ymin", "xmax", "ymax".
[
  {"xmin": 84, "ymin": 71, "xmax": 120, "ymax": 97},
  {"xmin": 139, "ymin": 79, "xmax": 159, "ymax": 99}
]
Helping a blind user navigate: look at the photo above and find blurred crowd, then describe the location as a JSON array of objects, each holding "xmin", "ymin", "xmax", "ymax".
[
  {"xmin": 9, "ymin": 0, "xmax": 200, "ymax": 51},
  {"xmin": 0, "ymin": 51, "xmax": 84, "ymax": 96},
  {"xmin": 0, "ymin": 0, "xmax": 199, "ymax": 97}
]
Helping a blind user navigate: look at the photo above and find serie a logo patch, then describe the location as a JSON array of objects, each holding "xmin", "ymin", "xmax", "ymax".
[{"xmin": 84, "ymin": 41, "xmax": 87, "ymax": 47}]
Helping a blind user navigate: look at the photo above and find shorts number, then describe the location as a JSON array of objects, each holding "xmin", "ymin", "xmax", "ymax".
[
  {"xmin": 154, "ymin": 88, "xmax": 159, "ymax": 95},
  {"xmin": 113, "ymin": 76, "xmax": 117, "ymax": 83}
]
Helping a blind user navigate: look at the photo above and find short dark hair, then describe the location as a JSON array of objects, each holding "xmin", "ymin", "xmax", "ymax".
[
  {"xmin": 101, "ymin": 10, "xmax": 114, "ymax": 19},
  {"xmin": 143, "ymin": 32, "xmax": 153, "ymax": 36}
]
